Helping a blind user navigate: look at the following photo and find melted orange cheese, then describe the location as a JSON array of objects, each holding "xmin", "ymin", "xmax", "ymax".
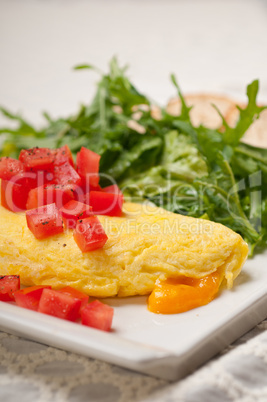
[{"xmin": 148, "ymin": 270, "xmax": 223, "ymax": 314}]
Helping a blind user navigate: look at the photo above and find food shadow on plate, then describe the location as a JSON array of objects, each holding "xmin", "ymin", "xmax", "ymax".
[
  {"xmin": 102, "ymin": 295, "xmax": 148, "ymax": 308},
  {"xmin": 219, "ymin": 270, "xmax": 252, "ymax": 294}
]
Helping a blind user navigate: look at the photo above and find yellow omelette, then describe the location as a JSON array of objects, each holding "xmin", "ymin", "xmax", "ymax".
[{"xmin": 0, "ymin": 202, "xmax": 248, "ymax": 298}]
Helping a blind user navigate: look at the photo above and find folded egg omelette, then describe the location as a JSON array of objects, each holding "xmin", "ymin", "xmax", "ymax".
[{"xmin": 0, "ymin": 202, "xmax": 248, "ymax": 297}]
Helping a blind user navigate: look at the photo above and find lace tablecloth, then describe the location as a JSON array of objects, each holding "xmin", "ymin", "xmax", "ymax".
[{"xmin": 1, "ymin": 319, "xmax": 267, "ymax": 402}]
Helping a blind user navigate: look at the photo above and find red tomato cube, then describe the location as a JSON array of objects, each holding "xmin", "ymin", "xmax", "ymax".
[
  {"xmin": 102, "ymin": 184, "xmax": 122, "ymax": 195},
  {"xmin": 81, "ymin": 300, "xmax": 114, "ymax": 332},
  {"xmin": 26, "ymin": 203, "xmax": 64, "ymax": 239},
  {"xmin": 57, "ymin": 286, "xmax": 89, "ymax": 309},
  {"xmin": 76, "ymin": 147, "xmax": 100, "ymax": 188},
  {"xmin": 14, "ymin": 285, "xmax": 51, "ymax": 311},
  {"xmin": 60, "ymin": 200, "xmax": 92, "ymax": 229},
  {"xmin": 19, "ymin": 147, "xmax": 57, "ymax": 172},
  {"xmin": 1, "ymin": 179, "xmax": 29, "ymax": 212},
  {"xmin": 55, "ymin": 145, "xmax": 74, "ymax": 167},
  {"xmin": 78, "ymin": 182, "xmax": 103, "ymax": 197},
  {"xmin": 38, "ymin": 289, "xmax": 82, "ymax": 321},
  {"xmin": 16, "ymin": 171, "xmax": 40, "ymax": 189},
  {"xmin": 88, "ymin": 191, "xmax": 123, "ymax": 217},
  {"xmin": 0, "ymin": 275, "xmax": 20, "ymax": 301},
  {"xmin": 0, "ymin": 157, "xmax": 25, "ymax": 180},
  {"xmin": 52, "ymin": 163, "xmax": 81, "ymax": 186},
  {"xmin": 73, "ymin": 216, "xmax": 108, "ymax": 252},
  {"xmin": 1, "ymin": 171, "xmax": 52, "ymax": 212},
  {"xmin": 76, "ymin": 184, "xmax": 102, "ymax": 205},
  {"xmin": 26, "ymin": 184, "xmax": 76, "ymax": 210}
]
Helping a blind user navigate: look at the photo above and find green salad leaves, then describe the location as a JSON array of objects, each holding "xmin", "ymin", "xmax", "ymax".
[{"xmin": 1, "ymin": 57, "xmax": 267, "ymax": 255}]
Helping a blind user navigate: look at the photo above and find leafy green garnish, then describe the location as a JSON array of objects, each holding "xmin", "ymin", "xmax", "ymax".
[
  {"xmin": 1, "ymin": 58, "xmax": 267, "ymax": 255},
  {"xmin": 222, "ymin": 80, "xmax": 267, "ymax": 146}
]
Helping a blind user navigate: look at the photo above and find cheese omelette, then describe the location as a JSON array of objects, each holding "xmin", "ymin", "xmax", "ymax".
[{"xmin": 0, "ymin": 202, "xmax": 248, "ymax": 297}]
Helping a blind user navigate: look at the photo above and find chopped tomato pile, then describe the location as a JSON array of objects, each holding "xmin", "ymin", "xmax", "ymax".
[
  {"xmin": 0, "ymin": 275, "xmax": 20, "ymax": 301},
  {"xmin": 0, "ymin": 275, "xmax": 114, "ymax": 331},
  {"xmin": 26, "ymin": 203, "xmax": 64, "ymax": 239},
  {"xmin": 0, "ymin": 146, "xmax": 124, "ymax": 252}
]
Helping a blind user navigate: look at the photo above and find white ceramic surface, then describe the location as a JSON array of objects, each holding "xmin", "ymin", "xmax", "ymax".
[{"xmin": 1, "ymin": 251, "xmax": 267, "ymax": 381}]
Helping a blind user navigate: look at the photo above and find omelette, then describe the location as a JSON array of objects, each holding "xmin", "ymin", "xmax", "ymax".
[{"xmin": 0, "ymin": 201, "xmax": 248, "ymax": 299}]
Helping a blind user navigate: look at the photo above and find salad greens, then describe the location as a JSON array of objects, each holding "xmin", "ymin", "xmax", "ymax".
[{"xmin": 1, "ymin": 57, "xmax": 267, "ymax": 255}]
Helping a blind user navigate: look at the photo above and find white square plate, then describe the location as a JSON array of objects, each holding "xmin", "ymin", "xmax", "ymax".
[{"xmin": 0, "ymin": 251, "xmax": 267, "ymax": 381}]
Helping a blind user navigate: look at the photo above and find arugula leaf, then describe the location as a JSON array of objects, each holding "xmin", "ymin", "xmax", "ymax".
[
  {"xmin": 0, "ymin": 107, "xmax": 45, "ymax": 137},
  {"xmin": 107, "ymin": 136, "xmax": 163, "ymax": 181},
  {"xmin": 170, "ymin": 74, "xmax": 191, "ymax": 121},
  {"xmin": 121, "ymin": 131, "xmax": 208, "ymax": 214},
  {"xmin": 74, "ymin": 64, "xmax": 97, "ymax": 70},
  {"xmin": 223, "ymin": 80, "xmax": 267, "ymax": 146}
]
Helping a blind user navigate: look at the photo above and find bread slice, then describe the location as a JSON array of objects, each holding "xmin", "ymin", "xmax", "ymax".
[
  {"xmin": 226, "ymin": 105, "xmax": 267, "ymax": 148},
  {"xmin": 166, "ymin": 94, "xmax": 267, "ymax": 148},
  {"xmin": 166, "ymin": 94, "xmax": 236, "ymax": 129}
]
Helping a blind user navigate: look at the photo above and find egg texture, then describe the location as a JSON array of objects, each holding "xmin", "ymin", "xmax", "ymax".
[{"xmin": 0, "ymin": 202, "xmax": 248, "ymax": 297}]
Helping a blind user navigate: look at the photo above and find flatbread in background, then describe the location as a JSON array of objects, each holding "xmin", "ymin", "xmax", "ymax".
[
  {"xmin": 166, "ymin": 94, "xmax": 236, "ymax": 129},
  {"xmin": 226, "ymin": 105, "xmax": 267, "ymax": 148},
  {"xmin": 166, "ymin": 94, "xmax": 267, "ymax": 148}
]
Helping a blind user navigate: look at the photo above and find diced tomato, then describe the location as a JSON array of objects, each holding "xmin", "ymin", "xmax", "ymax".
[
  {"xmin": 73, "ymin": 216, "xmax": 108, "ymax": 252},
  {"xmin": 79, "ymin": 192, "xmax": 90, "ymax": 205},
  {"xmin": 26, "ymin": 184, "xmax": 76, "ymax": 210},
  {"xmin": 0, "ymin": 170, "xmax": 53, "ymax": 212},
  {"xmin": 88, "ymin": 191, "xmax": 123, "ymax": 217},
  {"xmin": 0, "ymin": 275, "xmax": 20, "ymax": 301},
  {"xmin": 60, "ymin": 200, "xmax": 92, "ymax": 229},
  {"xmin": 76, "ymin": 147, "xmax": 100, "ymax": 188},
  {"xmin": 79, "ymin": 182, "xmax": 103, "ymax": 193},
  {"xmin": 26, "ymin": 203, "xmax": 64, "ymax": 239},
  {"xmin": 102, "ymin": 184, "xmax": 122, "ymax": 195},
  {"xmin": 81, "ymin": 300, "xmax": 114, "ymax": 332},
  {"xmin": 26, "ymin": 188, "xmax": 39, "ymax": 210},
  {"xmin": 18, "ymin": 170, "xmax": 54, "ymax": 189},
  {"xmin": 16, "ymin": 171, "xmax": 39, "ymax": 190},
  {"xmin": 76, "ymin": 184, "xmax": 102, "ymax": 205},
  {"xmin": 14, "ymin": 285, "xmax": 51, "ymax": 311},
  {"xmin": 55, "ymin": 145, "xmax": 74, "ymax": 167},
  {"xmin": 38, "ymin": 288, "xmax": 82, "ymax": 321},
  {"xmin": 0, "ymin": 157, "xmax": 25, "ymax": 180},
  {"xmin": 52, "ymin": 163, "xmax": 81, "ymax": 186},
  {"xmin": 89, "ymin": 184, "xmax": 103, "ymax": 192},
  {"xmin": 1, "ymin": 179, "xmax": 29, "ymax": 212},
  {"xmin": 57, "ymin": 286, "xmax": 89, "ymax": 309},
  {"xmin": 19, "ymin": 147, "xmax": 56, "ymax": 172}
]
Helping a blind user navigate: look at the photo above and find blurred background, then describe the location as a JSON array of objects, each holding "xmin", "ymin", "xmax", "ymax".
[{"xmin": 0, "ymin": 0, "xmax": 267, "ymax": 125}]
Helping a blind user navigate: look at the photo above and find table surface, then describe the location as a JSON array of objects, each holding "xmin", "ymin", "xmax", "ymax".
[{"xmin": 1, "ymin": 0, "xmax": 267, "ymax": 401}]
